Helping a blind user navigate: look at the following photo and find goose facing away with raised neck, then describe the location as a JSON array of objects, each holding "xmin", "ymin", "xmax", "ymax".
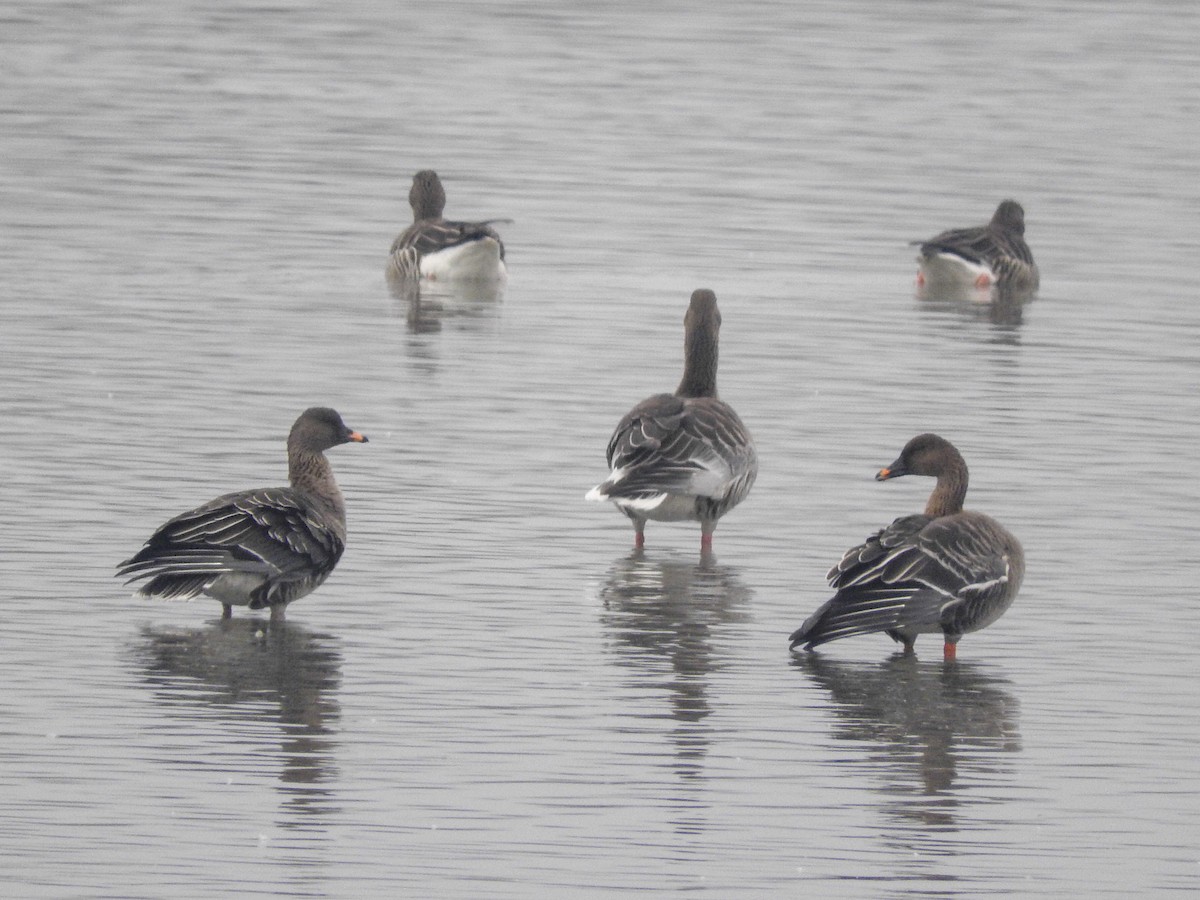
[
  {"xmin": 789, "ymin": 434, "xmax": 1023, "ymax": 659},
  {"xmin": 388, "ymin": 170, "xmax": 508, "ymax": 282},
  {"xmin": 118, "ymin": 407, "xmax": 368, "ymax": 622},
  {"xmin": 586, "ymin": 289, "xmax": 758, "ymax": 552},
  {"xmin": 914, "ymin": 200, "xmax": 1039, "ymax": 293}
]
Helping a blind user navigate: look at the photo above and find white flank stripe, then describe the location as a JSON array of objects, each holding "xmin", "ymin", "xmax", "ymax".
[
  {"xmin": 615, "ymin": 494, "xmax": 668, "ymax": 512},
  {"xmin": 963, "ymin": 573, "xmax": 1007, "ymax": 595}
]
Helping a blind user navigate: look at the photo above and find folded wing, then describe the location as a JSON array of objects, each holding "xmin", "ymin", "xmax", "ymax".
[
  {"xmin": 390, "ymin": 219, "xmax": 507, "ymax": 278},
  {"xmin": 591, "ymin": 394, "xmax": 756, "ymax": 506},
  {"xmin": 792, "ymin": 513, "xmax": 1017, "ymax": 648},
  {"xmin": 117, "ymin": 488, "xmax": 345, "ymax": 608}
]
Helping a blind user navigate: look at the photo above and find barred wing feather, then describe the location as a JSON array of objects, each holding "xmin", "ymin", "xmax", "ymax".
[
  {"xmin": 118, "ymin": 488, "xmax": 344, "ymax": 606},
  {"xmin": 598, "ymin": 395, "xmax": 755, "ymax": 501},
  {"xmin": 917, "ymin": 224, "xmax": 1035, "ymax": 279},
  {"xmin": 797, "ymin": 513, "xmax": 1018, "ymax": 648},
  {"xmin": 918, "ymin": 224, "xmax": 994, "ymax": 267},
  {"xmin": 391, "ymin": 219, "xmax": 506, "ymax": 267}
]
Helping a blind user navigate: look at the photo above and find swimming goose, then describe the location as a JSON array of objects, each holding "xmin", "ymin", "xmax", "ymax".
[
  {"xmin": 118, "ymin": 407, "xmax": 368, "ymax": 622},
  {"xmin": 914, "ymin": 200, "xmax": 1039, "ymax": 292},
  {"xmin": 388, "ymin": 170, "xmax": 508, "ymax": 281},
  {"xmin": 586, "ymin": 289, "xmax": 758, "ymax": 552},
  {"xmin": 789, "ymin": 434, "xmax": 1023, "ymax": 659}
]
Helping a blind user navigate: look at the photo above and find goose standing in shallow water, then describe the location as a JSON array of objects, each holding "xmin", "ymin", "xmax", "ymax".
[
  {"xmin": 388, "ymin": 170, "xmax": 508, "ymax": 282},
  {"xmin": 914, "ymin": 200, "xmax": 1039, "ymax": 293},
  {"xmin": 789, "ymin": 434, "xmax": 1023, "ymax": 660},
  {"xmin": 118, "ymin": 407, "xmax": 368, "ymax": 622},
  {"xmin": 587, "ymin": 289, "xmax": 758, "ymax": 552}
]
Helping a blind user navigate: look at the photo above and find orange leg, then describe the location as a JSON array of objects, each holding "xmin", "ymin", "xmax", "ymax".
[{"xmin": 943, "ymin": 640, "xmax": 957, "ymax": 661}]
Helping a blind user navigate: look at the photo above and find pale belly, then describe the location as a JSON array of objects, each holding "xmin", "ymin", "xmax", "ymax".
[
  {"xmin": 202, "ymin": 572, "xmax": 266, "ymax": 606},
  {"xmin": 615, "ymin": 493, "xmax": 700, "ymax": 523}
]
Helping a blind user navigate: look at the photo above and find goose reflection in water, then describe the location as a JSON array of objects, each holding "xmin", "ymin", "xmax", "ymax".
[
  {"xmin": 794, "ymin": 653, "xmax": 1020, "ymax": 833},
  {"xmin": 916, "ymin": 281, "xmax": 1030, "ymax": 333},
  {"xmin": 133, "ymin": 618, "xmax": 342, "ymax": 827},
  {"xmin": 386, "ymin": 269, "xmax": 504, "ymax": 335},
  {"xmin": 599, "ymin": 550, "xmax": 752, "ymax": 787}
]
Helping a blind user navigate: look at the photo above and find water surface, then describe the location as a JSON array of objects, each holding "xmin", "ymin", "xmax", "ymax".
[{"xmin": 2, "ymin": 1, "xmax": 1198, "ymax": 896}]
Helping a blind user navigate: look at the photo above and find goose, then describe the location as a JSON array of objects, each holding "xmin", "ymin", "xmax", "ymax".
[
  {"xmin": 117, "ymin": 407, "xmax": 367, "ymax": 621},
  {"xmin": 388, "ymin": 170, "xmax": 508, "ymax": 281},
  {"xmin": 587, "ymin": 289, "xmax": 757, "ymax": 552},
  {"xmin": 789, "ymin": 434, "xmax": 1023, "ymax": 659},
  {"xmin": 914, "ymin": 200, "xmax": 1038, "ymax": 292}
]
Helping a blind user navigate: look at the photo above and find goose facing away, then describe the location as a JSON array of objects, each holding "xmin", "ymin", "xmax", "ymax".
[
  {"xmin": 388, "ymin": 170, "xmax": 508, "ymax": 282},
  {"xmin": 789, "ymin": 434, "xmax": 1023, "ymax": 660},
  {"xmin": 914, "ymin": 200, "xmax": 1039, "ymax": 293},
  {"xmin": 118, "ymin": 407, "xmax": 368, "ymax": 622},
  {"xmin": 586, "ymin": 289, "xmax": 758, "ymax": 552}
]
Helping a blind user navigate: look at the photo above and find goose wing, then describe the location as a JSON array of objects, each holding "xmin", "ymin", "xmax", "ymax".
[
  {"xmin": 915, "ymin": 224, "xmax": 994, "ymax": 266},
  {"xmin": 917, "ymin": 222, "xmax": 1035, "ymax": 272},
  {"xmin": 793, "ymin": 513, "xmax": 1015, "ymax": 648},
  {"xmin": 118, "ymin": 487, "xmax": 345, "ymax": 604},
  {"xmin": 913, "ymin": 514, "xmax": 1022, "ymax": 634},
  {"xmin": 391, "ymin": 219, "xmax": 507, "ymax": 259},
  {"xmin": 593, "ymin": 394, "xmax": 755, "ymax": 502}
]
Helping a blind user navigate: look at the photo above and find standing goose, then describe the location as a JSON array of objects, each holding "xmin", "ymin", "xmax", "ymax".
[
  {"xmin": 789, "ymin": 434, "xmax": 1023, "ymax": 659},
  {"xmin": 118, "ymin": 407, "xmax": 368, "ymax": 622},
  {"xmin": 914, "ymin": 200, "xmax": 1039, "ymax": 292},
  {"xmin": 388, "ymin": 170, "xmax": 508, "ymax": 282},
  {"xmin": 586, "ymin": 289, "xmax": 758, "ymax": 552}
]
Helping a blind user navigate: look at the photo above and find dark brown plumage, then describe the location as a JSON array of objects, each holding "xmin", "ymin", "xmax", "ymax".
[
  {"xmin": 790, "ymin": 434, "xmax": 1024, "ymax": 659},
  {"xmin": 587, "ymin": 289, "xmax": 758, "ymax": 552},
  {"xmin": 914, "ymin": 200, "xmax": 1039, "ymax": 292},
  {"xmin": 388, "ymin": 170, "xmax": 508, "ymax": 281},
  {"xmin": 117, "ymin": 407, "xmax": 367, "ymax": 621}
]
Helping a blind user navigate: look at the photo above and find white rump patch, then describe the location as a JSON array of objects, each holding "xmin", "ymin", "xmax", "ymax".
[
  {"xmin": 421, "ymin": 239, "xmax": 507, "ymax": 282},
  {"xmin": 919, "ymin": 253, "xmax": 994, "ymax": 292}
]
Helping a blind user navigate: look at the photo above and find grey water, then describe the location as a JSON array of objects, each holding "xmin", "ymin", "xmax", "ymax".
[{"xmin": 2, "ymin": 0, "xmax": 1198, "ymax": 896}]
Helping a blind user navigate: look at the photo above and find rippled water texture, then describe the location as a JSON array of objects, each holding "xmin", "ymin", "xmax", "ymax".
[{"xmin": 2, "ymin": 1, "xmax": 1198, "ymax": 896}]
